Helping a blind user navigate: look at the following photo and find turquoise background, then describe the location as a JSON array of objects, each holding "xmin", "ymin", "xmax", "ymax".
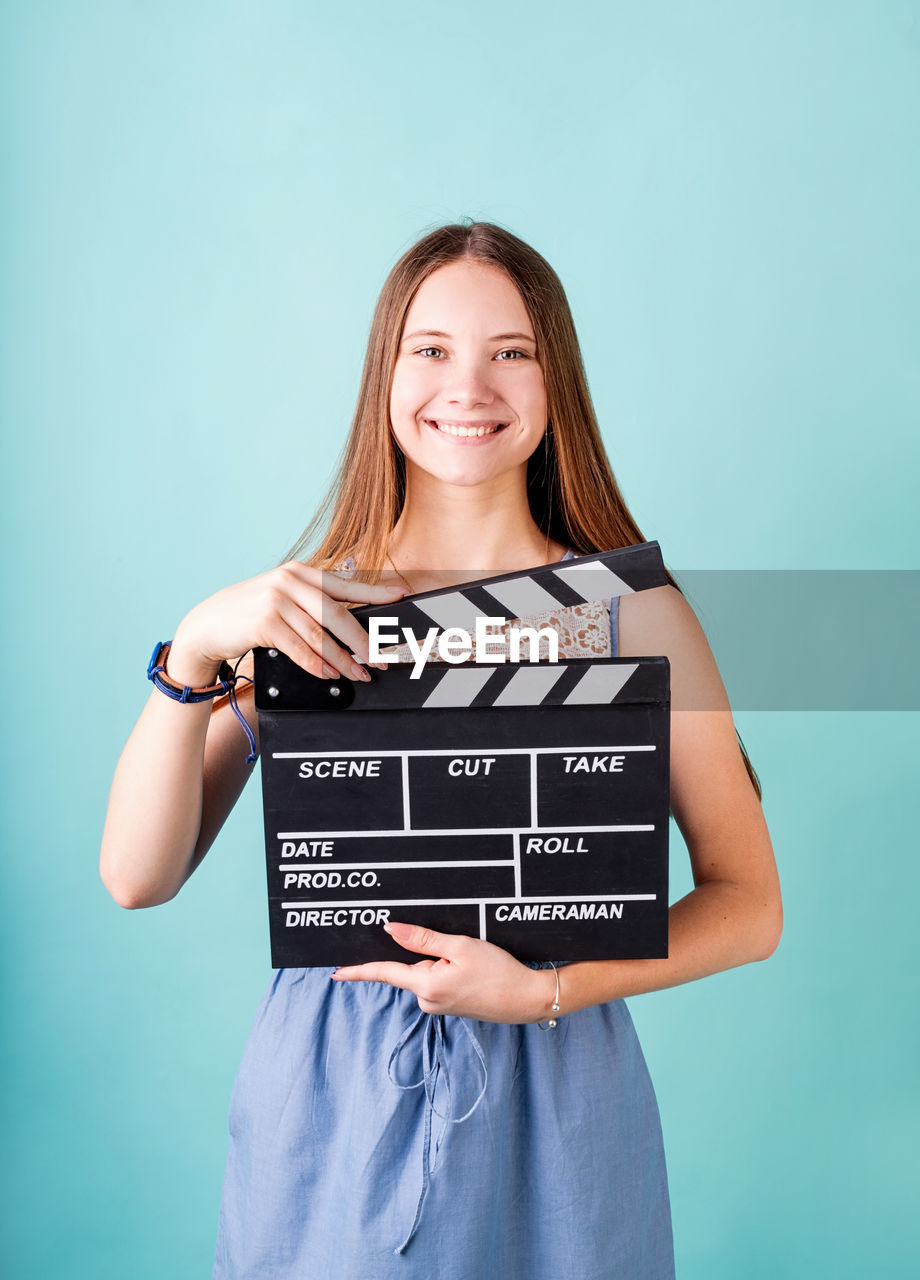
[{"xmin": 2, "ymin": 2, "xmax": 917, "ymax": 1275}]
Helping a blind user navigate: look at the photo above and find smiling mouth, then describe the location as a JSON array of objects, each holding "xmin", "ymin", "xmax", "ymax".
[{"xmin": 427, "ymin": 419, "xmax": 507, "ymax": 438}]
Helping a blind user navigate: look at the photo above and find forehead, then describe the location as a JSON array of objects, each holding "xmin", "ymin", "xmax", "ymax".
[{"xmin": 401, "ymin": 260, "xmax": 534, "ymax": 337}]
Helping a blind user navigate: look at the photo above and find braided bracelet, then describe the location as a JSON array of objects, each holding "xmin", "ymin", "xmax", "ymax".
[
  {"xmin": 147, "ymin": 640, "xmax": 236, "ymax": 703},
  {"xmin": 537, "ymin": 961, "xmax": 562, "ymax": 1030},
  {"xmin": 147, "ymin": 640, "xmax": 258, "ymax": 764}
]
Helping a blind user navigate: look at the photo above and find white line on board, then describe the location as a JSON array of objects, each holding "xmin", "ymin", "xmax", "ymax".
[
  {"xmin": 276, "ymin": 824, "xmax": 654, "ymax": 839},
  {"xmin": 277, "ymin": 860, "xmax": 514, "ymax": 872},
  {"xmin": 273, "ymin": 745, "xmax": 656, "ymax": 759},
  {"xmin": 401, "ymin": 754, "xmax": 411, "ymax": 830},
  {"xmin": 280, "ymin": 894, "xmax": 657, "ymax": 909}
]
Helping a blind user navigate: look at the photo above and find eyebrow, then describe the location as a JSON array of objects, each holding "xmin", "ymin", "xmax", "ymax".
[{"xmin": 401, "ymin": 329, "xmax": 537, "ymax": 344}]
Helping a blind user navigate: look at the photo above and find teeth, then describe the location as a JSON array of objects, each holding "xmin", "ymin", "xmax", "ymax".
[{"xmin": 434, "ymin": 422, "xmax": 503, "ymax": 437}]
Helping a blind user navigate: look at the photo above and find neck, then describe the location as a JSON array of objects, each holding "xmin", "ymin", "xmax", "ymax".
[{"xmin": 387, "ymin": 465, "xmax": 567, "ymax": 588}]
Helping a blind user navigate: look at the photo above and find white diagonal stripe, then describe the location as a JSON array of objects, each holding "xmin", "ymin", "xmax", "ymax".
[
  {"xmin": 564, "ymin": 663, "xmax": 639, "ymax": 704},
  {"xmin": 552, "ymin": 563, "xmax": 635, "ymax": 600},
  {"xmin": 483, "ymin": 577, "xmax": 565, "ymax": 617},
  {"xmin": 491, "ymin": 665, "xmax": 568, "ymax": 707},
  {"xmin": 423, "ymin": 666, "xmax": 495, "ymax": 708},
  {"xmin": 414, "ymin": 592, "xmax": 484, "ymax": 632}
]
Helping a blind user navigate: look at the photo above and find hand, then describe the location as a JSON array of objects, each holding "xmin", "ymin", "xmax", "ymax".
[
  {"xmin": 332, "ymin": 922, "xmax": 555, "ymax": 1024},
  {"xmin": 166, "ymin": 561, "xmax": 406, "ymax": 686}
]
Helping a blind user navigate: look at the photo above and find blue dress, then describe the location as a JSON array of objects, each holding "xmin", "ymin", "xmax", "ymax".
[{"xmin": 213, "ymin": 592, "xmax": 675, "ymax": 1279}]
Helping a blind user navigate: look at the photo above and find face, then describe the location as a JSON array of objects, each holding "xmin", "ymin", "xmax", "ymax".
[{"xmin": 389, "ymin": 259, "xmax": 547, "ymax": 490}]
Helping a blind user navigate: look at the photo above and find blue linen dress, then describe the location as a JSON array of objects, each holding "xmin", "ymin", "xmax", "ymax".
[{"xmin": 213, "ymin": 589, "xmax": 675, "ymax": 1279}]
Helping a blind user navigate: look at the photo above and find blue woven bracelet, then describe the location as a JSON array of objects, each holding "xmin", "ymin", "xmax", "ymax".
[
  {"xmin": 146, "ymin": 641, "xmax": 258, "ymax": 765},
  {"xmin": 147, "ymin": 640, "xmax": 235, "ymax": 704}
]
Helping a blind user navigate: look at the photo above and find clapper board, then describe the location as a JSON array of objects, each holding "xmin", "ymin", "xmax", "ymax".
[{"xmin": 254, "ymin": 542, "xmax": 671, "ymax": 967}]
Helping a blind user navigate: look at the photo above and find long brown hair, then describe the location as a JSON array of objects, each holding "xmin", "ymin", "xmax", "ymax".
[{"xmin": 287, "ymin": 221, "xmax": 762, "ymax": 798}]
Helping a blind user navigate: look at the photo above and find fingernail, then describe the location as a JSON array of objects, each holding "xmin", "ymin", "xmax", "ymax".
[
  {"xmin": 351, "ymin": 663, "xmax": 371, "ymax": 682},
  {"xmin": 322, "ymin": 663, "xmax": 338, "ymax": 679}
]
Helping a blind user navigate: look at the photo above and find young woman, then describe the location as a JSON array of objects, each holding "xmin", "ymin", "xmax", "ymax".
[{"xmin": 101, "ymin": 222, "xmax": 782, "ymax": 1279}]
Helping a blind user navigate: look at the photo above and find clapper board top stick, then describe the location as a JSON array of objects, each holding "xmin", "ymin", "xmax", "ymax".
[
  {"xmin": 254, "ymin": 542, "xmax": 671, "ymax": 967},
  {"xmin": 348, "ymin": 536, "xmax": 668, "ymax": 645}
]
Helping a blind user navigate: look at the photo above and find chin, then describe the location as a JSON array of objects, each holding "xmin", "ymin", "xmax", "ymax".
[{"xmin": 431, "ymin": 466, "xmax": 499, "ymax": 489}]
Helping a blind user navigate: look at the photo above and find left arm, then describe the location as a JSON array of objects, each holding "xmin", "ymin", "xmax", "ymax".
[
  {"xmin": 334, "ymin": 587, "xmax": 782, "ymax": 1022},
  {"xmin": 554, "ymin": 584, "xmax": 783, "ymax": 1014}
]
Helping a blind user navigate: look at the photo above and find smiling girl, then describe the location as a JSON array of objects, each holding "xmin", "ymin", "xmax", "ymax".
[{"xmin": 101, "ymin": 222, "xmax": 781, "ymax": 1279}]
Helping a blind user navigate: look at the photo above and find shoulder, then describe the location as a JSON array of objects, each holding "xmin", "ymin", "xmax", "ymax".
[
  {"xmin": 618, "ymin": 589, "xmax": 774, "ymax": 888},
  {"xmin": 617, "ymin": 585, "xmax": 729, "ymax": 713},
  {"xmin": 617, "ymin": 583, "xmax": 700, "ymax": 647}
]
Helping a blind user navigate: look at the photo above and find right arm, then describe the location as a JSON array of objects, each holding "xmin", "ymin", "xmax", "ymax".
[{"xmin": 99, "ymin": 562, "xmax": 405, "ymax": 908}]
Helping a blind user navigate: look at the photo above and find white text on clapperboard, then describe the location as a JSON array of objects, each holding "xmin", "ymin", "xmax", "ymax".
[{"xmin": 276, "ymin": 746, "xmax": 656, "ymax": 933}]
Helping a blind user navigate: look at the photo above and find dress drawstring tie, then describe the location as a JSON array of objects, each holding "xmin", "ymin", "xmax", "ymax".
[{"xmin": 387, "ymin": 1010, "xmax": 488, "ymax": 1255}]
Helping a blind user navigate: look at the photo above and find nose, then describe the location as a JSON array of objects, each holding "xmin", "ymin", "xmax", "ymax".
[{"xmin": 445, "ymin": 358, "xmax": 496, "ymax": 409}]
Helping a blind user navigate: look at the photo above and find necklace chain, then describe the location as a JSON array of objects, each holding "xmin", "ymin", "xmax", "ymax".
[
  {"xmin": 385, "ymin": 552, "xmax": 415, "ymax": 595},
  {"xmin": 386, "ymin": 533, "xmax": 557, "ymax": 597}
]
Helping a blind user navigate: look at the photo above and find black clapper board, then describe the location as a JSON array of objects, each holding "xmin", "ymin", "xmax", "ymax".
[{"xmin": 254, "ymin": 542, "xmax": 671, "ymax": 966}]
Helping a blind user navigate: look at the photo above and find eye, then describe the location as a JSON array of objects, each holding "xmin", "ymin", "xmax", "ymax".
[
  {"xmin": 495, "ymin": 349, "xmax": 529, "ymax": 361},
  {"xmin": 415, "ymin": 346, "xmax": 445, "ymax": 359}
]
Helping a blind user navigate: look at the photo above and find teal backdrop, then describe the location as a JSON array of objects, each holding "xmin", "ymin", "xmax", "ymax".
[{"xmin": 1, "ymin": 2, "xmax": 917, "ymax": 1276}]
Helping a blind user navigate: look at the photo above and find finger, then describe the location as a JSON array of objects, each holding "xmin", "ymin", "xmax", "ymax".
[
  {"xmin": 275, "ymin": 596, "xmax": 374, "ymax": 683},
  {"xmin": 313, "ymin": 591, "xmax": 391, "ymax": 669},
  {"xmin": 282, "ymin": 561, "xmax": 407, "ymax": 605},
  {"xmin": 331, "ymin": 961, "xmax": 424, "ymax": 990},
  {"xmin": 279, "ymin": 580, "xmax": 391, "ymax": 674},
  {"xmin": 320, "ymin": 570, "xmax": 407, "ymax": 605},
  {"xmin": 266, "ymin": 616, "xmax": 340, "ymax": 681},
  {"xmin": 383, "ymin": 921, "xmax": 466, "ymax": 960}
]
